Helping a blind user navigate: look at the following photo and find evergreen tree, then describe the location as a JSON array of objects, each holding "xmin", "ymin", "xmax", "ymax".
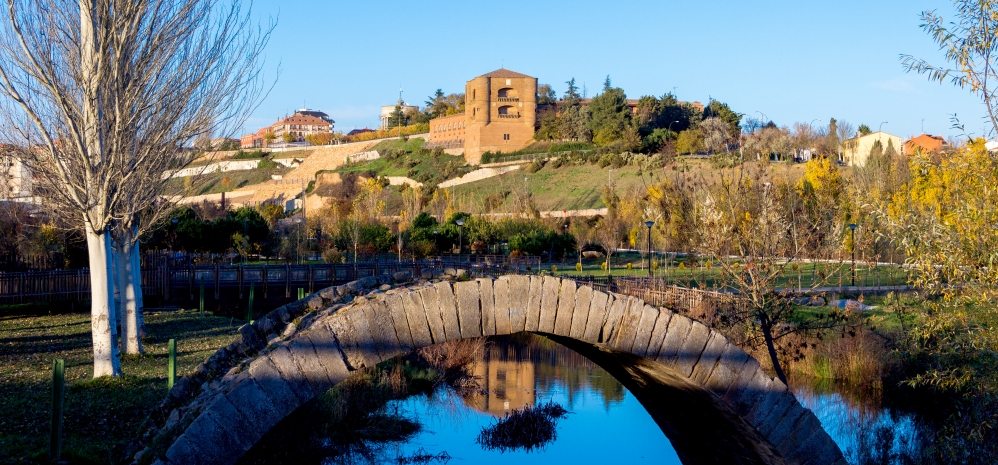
[
  {"xmin": 702, "ymin": 99, "xmax": 742, "ymax": 133},
  {"xmin": 588, "ymin": 86, "xmax": 631, "ymax": 146}
]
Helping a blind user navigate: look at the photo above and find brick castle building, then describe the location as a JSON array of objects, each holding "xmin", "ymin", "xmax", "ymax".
[{"xmin": 429, "ymin": 68, "xmax": 537, "ymax": 164}]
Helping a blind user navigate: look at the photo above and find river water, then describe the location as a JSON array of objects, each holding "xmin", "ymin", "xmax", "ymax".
[{"xmin": 242, "ymin": 333, "xmax": 925, "ymax": 465}]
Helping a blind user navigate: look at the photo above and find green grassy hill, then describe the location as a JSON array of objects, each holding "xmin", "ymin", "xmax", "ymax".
[{"xmin": 336, "ymin": 138, "xmax": 471, "ymax": 186}]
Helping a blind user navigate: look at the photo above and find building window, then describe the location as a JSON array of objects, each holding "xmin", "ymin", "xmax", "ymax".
[{"xmin": 503, "ymin": 133, "xmax": 510, "ymax": 141}]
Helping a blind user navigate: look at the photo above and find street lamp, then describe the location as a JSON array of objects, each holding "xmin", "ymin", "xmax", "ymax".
[
  {"xmin": 644, "ymin": 220, "xmax": 655, "ymax": 277},
  {"xmin": 848, "ymin": 223, "xmax": 859, "ymax": 285},
  {"xmin": 456, "ymin": 218, "xmax": 465, "ymax": 256},
  {"xmin": 878, "ymin": 121, "xmax": 888, "ymax": 133}
]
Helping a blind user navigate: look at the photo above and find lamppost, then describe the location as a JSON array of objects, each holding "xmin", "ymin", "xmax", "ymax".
[
  {"xmin": 456, "ymin": 218, "xmax": 465, "ymax": 256},
  {"xmin": 878, "ymin": 121, "xmax": 888, "ymax": 133},
  {"xmin": 644, "ymin": 220, "xmax": 655, "ymax": 277},
  {"xmin": 848, "ymin": 223, "xmax": 858, "ymax": 287}
]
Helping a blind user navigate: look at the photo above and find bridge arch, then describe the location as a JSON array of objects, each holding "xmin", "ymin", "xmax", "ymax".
[{"xmin": 146, "ymin": 276, "xmax": 846, "ymax": 465}]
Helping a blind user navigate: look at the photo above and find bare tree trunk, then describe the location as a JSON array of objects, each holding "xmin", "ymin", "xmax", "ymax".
[
  {"xmin": 759, "ymin": 313, "xmax": 788, "ymax": 385},
  {"xmin": 87, "ymin": 228, "xmax": 121, "ymax": 377},
  {"xmin": 118, "ymin": 229, "xmax": 142, "ymax": 354},
  {"xmin": 130, "ymin": 238, "xmax": 145, "ymax": 349}
]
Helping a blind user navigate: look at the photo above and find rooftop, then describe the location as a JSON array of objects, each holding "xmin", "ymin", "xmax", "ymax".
[{"xmin": 476, "ymin": 68, "xmax": 533, "ymax": 79}]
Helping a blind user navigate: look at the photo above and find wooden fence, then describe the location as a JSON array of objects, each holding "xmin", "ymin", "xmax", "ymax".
[{"xmin": 0, "ymin": 255, "xmax": 542, "ymax": 305}]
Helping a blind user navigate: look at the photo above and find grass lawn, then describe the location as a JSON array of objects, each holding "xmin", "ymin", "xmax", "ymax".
[
  {"xmin": 0, "ymin": 307, "xmax": 240, "ymax": 464},
  {"xmin": 448, "ymin": 162, "xmax": 649, "ymax": 212},
  {"xmin": 338, "ymin": 138, "xmax": 470, "ymax": 186},
  {"xmin": 164, "ymin": 163, "xmax": 290, "ymax": 196},
  {"xmin": 551, "ymin": 257, "xmax": 908, "ymax": 289}
]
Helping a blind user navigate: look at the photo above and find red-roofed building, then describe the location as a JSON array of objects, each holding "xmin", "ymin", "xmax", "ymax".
[
  {"xmin": 904, "ymin": 133, "xmax": 947, "ymax": 155},
  {"xmin": 241, "ymin": 108, "xmax": 334, "ymax": 148}
]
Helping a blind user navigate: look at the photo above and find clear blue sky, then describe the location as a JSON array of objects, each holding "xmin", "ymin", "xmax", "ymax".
[{"xmin": 244, "ymin": 0, "xmax": 986, "ymax": 141}]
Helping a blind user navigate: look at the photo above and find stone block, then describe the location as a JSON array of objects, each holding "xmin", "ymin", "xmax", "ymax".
[
  {"xmin": 642, "ymin": 309, "xmax": 673, "ymax": 358},
  {"xmin": 477, "ymin": 278, "xmax": 497, "ymax": 337},
  {"xmin": 385, "ymin": 293, "xmax": 415, "ymax": 351},
  {"xmin": 747, "ymin": 376, "xmax": 788, "ymax": 429},
  {"xmin": 537, "ymin": 276, "xmax": 561, "ymax": 333},
  {"xmin": 221, "ymin": 375, "xmax": 283, "ymax": 444},
  {"xmin": 324, "ymin": 310, "xmax": 374, "ymax": 369},
  {"xmin": 493, "ymin": 277, "xmax": 513, "ymax": 335},
  {"xmin": 553, "ymin": 279, "xmax": 578, "ymax": 336},
  {"xmin": 246, "ymin": 356, "xmax": 300, "ymax": 418},
  {"xmin": 600, "ymin": 294, "xmax": 629, "ymax": 344},
  {"xmin": 524, "ymin": 276, "xmax": 544, "ymax": 332},
  {"xmin": 703, "ymin": 343, "xmax": 751, "ymax": 394},
  {"xmin": 172, "ymin": 413, "xmax": 228, "ymax": 465},
  {"xmin": 163, "ymin": 433, "xmax": 207, "ymax": 465},
  {"xmin": 197, "ymin": 394, "xmax": 258, "ymax": 461},
  {"xmin": 630, "ymin": 305, "xmax": 661, "ymax": 355},
  {"xmin": 610, "ymin": 297, "xmax": 644, "ymax": 351},
  {"xmin": 759, "ymin": 392, "xmax": 798, "ymax": 438},
  {"xmin": 765, "ymin": 403, "xmax": 806, "ymax": 449},
  {"xmin": 507, "ymin": 275, "xmax": 530, "ymax": 333},
  {"xmin": 400, "ymin": 289, "xmax": 433, "ymax": 347},
  {"xmin": 777, "ymin": 410, "xmax": 823, "ymax": 459},
  {"xmin": 285, "ymin": 333, "xmax": 338, "ymax": 392},
  {"xmin": 454, "ymin": 280, "xmax": 483, "ymax": 339},
  {"xmin": 581, "ymin": 290, "xmax": 611, "ymax": 344},
  {"xmin": 265, "ymin": 344, "xmax": 315, "ymax": 403},
  {"xmin": 721, "ymin": 356, "xmax": 763, "ymax": 411},
  {"xmin": 690, "ymin": 333, "xmax": 729, "ymax": 385},
  {"xmin": 319, "ymin": 286, "xmax": 338, "ymax": 301},
  {"xmin": 731, "ymin": 366, "xmax": 773, "ymax": 417},
  {"xmin": 569, "ymin": 285, "xmax": 594, "ymax": 340},
  {"xmin": 417, "ymin": 286, "xmax": 447, "ymax": 344},
  {"xmin": 675, "ymin": 321, "xmax": 712, "ymax": 377},
  {"xmin": 434, "ymin": 281, "xmax": 461, "ymax": 341},
  {"xmin": 306, "ymin": 295, "xmax": 324, "ymax": 310},
  {"xmin": 365, "ymin": 300, "xmax": 404, "ymax": 361}
]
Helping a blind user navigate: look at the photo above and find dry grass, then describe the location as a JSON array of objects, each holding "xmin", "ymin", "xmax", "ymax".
[{"xmin": 783, "ymin": 328, "xmax": 890, "ymax": 389}]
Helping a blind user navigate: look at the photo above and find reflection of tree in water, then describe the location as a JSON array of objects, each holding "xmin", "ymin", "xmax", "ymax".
[
  {"xmin": 481, "ymin": 334, "xmax": 625, "ymax": 411},
  {"xmin": 794, "ymin": 384, "xmax": 921, "ymax": 465}
]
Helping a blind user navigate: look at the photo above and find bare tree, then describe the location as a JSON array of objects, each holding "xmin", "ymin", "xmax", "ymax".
[
  {"xmin": 0, "ymin": 0, "xmax": 270, "ymax": 375},
  {"xmin": 902, "ymin": 1, "xmax": 998, "ymax": 136},
  {"xmin": 700, "ymin": 117, "xmax": 735, "ymax": 154},
  {"xmin": 694, "ymin": 167, "xmax": 851, "ymax": 384},
  {"xmin": 593, "ymin": 187, "xmax": 628, "ymax": 275}
]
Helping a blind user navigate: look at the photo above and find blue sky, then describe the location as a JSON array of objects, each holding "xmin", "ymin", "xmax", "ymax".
[{"xmin": 244, "ymin": 0, "xmax": 985, "ymax": 141}]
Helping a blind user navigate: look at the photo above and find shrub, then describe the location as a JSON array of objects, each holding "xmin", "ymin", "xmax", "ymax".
[{"xmin": 476, "ymin": 402, "xmax": 568, "ymax": 452}]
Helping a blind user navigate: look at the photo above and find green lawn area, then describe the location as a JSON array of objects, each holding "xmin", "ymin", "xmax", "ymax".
[
  {"xmin": 338, "ymin": 138, "xmax": 470, "ymax": 186},
  {"xmin": 165, "ymin": 163, "xmax": 290, "ymax": 196},
  {"xmin": 0, "ymin": 307, "xmax": 240, "ymax": 464},
  {"xmin": 448, "ymin": 162, "xmax": 651, "ymax": 212},
  {"xmin": 552, "ymin": 257, "xmax": 908, "ymax": 289}
]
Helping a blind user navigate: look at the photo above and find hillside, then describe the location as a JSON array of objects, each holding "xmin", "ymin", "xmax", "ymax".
[{"xmin": 446, "ymin": 156, "xmax": 806, "ymax": 213}]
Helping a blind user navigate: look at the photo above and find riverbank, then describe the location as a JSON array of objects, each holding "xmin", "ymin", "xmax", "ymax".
[{"xmin": 0, "ymin": 307, "xmax": 240, "ymax": 464}]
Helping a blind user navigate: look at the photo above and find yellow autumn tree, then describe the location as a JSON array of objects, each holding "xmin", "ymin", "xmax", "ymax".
[{"xmin": 880, "ymin": 139, "xmax": 998, "ymax": 390}]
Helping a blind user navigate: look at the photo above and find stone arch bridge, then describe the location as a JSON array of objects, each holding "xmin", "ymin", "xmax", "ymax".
[{"xmin": 138, "ymin": 275, "xmax": 846, "ymax": 465}]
